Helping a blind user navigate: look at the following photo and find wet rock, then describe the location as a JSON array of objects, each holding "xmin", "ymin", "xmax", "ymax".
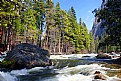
[
  {"xmin": 94, "ymin": 74, "xmax": 107, "ymax": 80},
  {"xmin": 0, "ymin": 43, "xmax": 51, "ymax": 69},
  {"xmin": 94, "ymin": 71, "xmax": 101, "ymax": 74},
  {"xmin": 96, "ymin": 53, "xmax": 111, "ymax": 59},
  {"xmin": 94, "ymin": 71, "xmax": 107, "ymax": 80}
]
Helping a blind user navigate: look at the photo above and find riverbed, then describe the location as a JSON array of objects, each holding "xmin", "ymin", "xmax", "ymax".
[{"xmin": 0, "ymin": 54, "xmax": 121, "ymax": 81}]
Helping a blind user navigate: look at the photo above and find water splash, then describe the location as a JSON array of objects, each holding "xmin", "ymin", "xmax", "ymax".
[
  {"xmin": 11, "ymin": 69, "xmax": 28, "ymax": 76},
  {"xmin": 41, "ymin": 64, "xmax": 121, "ymax": 81},
  {"xmin": 0, "ymin": 71, "xmax": 17, "ymax": 81},
  {"xmin": 0, "ymin": 54, "xmax": 121, "ymax": 81},
  {"xmin": 50, "ymin": 54, "xmax": 97, "ymax": 59}
]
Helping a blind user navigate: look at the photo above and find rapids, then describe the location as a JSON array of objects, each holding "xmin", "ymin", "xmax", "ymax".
[{"xmin": 0, "ymin": 54, "xmax": 121, "ymax": 81}]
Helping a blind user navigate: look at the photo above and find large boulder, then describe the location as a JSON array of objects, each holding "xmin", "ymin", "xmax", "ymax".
[{"xmin": 1, "ymin": 43, "xmax": 51, "ymax": 69}]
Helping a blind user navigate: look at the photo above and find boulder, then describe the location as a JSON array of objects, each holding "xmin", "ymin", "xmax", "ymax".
[
  {"xmin": 94, "ymin": 71, "xmax": 101, "ymax": 74},
  {"xmin": 96, "ymin": 53, "xmax": 111, "ymax": 59},
  {"xmin": 94, "ymin": 74, "xmax": 107, "ymax": 80},
  {"xmin": 94, "ymin": 71, "xmax": 107, "ymax": 80},
  {"xmin": 0, "ymin": 43, "xmax": 51, "ymax": 69}
]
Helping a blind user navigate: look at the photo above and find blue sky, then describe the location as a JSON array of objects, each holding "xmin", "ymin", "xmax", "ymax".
[{"xmin": 53, "ymin": 0, "xmax": 102, "ymax": 31}]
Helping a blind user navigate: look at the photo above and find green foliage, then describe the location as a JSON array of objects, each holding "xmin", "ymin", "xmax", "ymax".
[
  {"xmin": 0, "ymin": 0, "xmax": 47, "ymax": 45},
  {"xmin": 1, "ymin": 59, "xmax": 13, "ymax": 67},
  {"xmin": 45, "ymin": 0, "xmax": 54, "ymax": 29},
  {"xmin": 33, "ymin": 0, "xmax": 45, "ymax": 30},
  {"xmin": 68, "ymin": 6, "xmax": 76, "ymax": 20},
  {"xmin": 89, "ymin": 32, "xmax": 95, "ymax": 53},
  {"xmin": 59, "ymin": 7, "xmax": 91, "ymax": 53},
  {"xmin": 54, "ymin": 2, "xmax": 62, "ymax": 28},
  {"xmin": 0, "ymin": 0, "xmax": 21, "ymax": 27}
]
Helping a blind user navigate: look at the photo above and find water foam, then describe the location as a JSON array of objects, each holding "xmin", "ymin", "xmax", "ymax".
[
  {"xmin": 11, "ymin": 69, "xmax": 28, "ymax": 76},
  {"xmin": 50, "ymin": 54, "xmax": 97, "ymax": 59},
  {"xmin": 0, "ymin": 71, "xmax": 17, "ymax": 81},
  {"xmin": 0, "ymin": 68, "xmax": 29, "ymax": 81},
  {"xmin": 58, "ymin": 64, "xmax": 107, "ymax": 75},
  {"xmin": 42, "ymin": 64, "xmax": 121, "ymax": 81}
]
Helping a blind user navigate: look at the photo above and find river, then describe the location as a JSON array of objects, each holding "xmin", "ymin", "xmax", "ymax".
[{"xmin": 0, "ymin": 54, "xmax": 121, "ymax": 81}]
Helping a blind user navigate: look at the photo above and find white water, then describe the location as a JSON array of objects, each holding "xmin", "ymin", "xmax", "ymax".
[
  {"xmin": 0, "ymin": 54, "xmax": 121, "ymax": 81},
  {"xmin": 50, "ymin": 54, "xmax": 97, "ymax": 59},
  {"xmin": 41, "ymin": 64, "xmax": 121, "ymax": 81},
  {"xmin": 0, "ymin": 71, "xmax": 17, "ymax": 81},
  {"xmin": 0, "ymin": 64, "xmax": 121, "ymax": 81},
  {"xmin": 10, "ymin": 69, "xmax": 28, "ymax": 76}
]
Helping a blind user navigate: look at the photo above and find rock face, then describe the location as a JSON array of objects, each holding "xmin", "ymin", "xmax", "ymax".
[
  {"xmin": 91, "ymin": 1, "xmax": 106, "ymax": 39},
  {"xmin": 91, "ymin": 18, "xmax": 105, "ymax": 39},
  {"xmin": 1, "ymin": 43, "xmax": 51, "ymax": 69}
]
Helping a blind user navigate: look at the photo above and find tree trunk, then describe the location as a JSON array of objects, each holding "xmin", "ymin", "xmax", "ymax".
[
  {"xmin": 54, "ymin": 42, "xmax": 56, "ymax": 54},
  {"xmin": 58, "ymin": 36, "xmax": 61, "ymax": 54},
  {"xmin": 4, "ymin": 27, "xmax": 7, "ymax": 51},
  {"xmin": 0, "ymin": 26, "xmax": 3, "ymax": 44},
  {"xmin": 45, "ymin": 35, "xmax": 48, "ymax": 49},
  {"xmin": 39, "ymin": 21, "xmax": 43, "ymax": 48},
  {"xmin": 106, "ymin": 44, "xmax": 107, "ymax": 53},
  {"xmin": 7, "ymin": 24, "xmax": 12, "ymax": 51},
  {"xmin": 65, "ymin": 42, "xmax": 68, "ymax": 54},
  {"xmin": 39, "ymin": 35, "xmax": 41, "ymax": 48}
]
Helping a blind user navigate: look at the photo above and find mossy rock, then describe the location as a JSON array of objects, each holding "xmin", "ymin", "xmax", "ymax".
[{"xmin": 0, "ymin": 60, "xmax": 14, "ymax": 68}]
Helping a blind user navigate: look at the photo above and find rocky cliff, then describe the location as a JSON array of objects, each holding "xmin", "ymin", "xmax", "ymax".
[
  {"xmin": 91, "ymin": 18, "xmax": 105, "ymax": 39},
  {"xmin": 91, "ymin": 0, "xmax": 107, "ymax": 39}
]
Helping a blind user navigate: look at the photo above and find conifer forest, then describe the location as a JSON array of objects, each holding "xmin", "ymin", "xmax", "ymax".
[
  {"xmin": 1, "ymin": 0, "xmax": 121, "ymax": 54},
  {"xmin": 0, "ymin": 0, "xmax": 95, "ymax": 54}
]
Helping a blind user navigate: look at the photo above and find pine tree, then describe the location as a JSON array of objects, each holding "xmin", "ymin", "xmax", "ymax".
[
  {"xmin": 68, "ymin": 6, "xmax": 76, "ymax": 20},
  {"xmin": 0, "ymin": 0, "xmax": 21, "ymax": 50},
  {"xmin": 44, "ymin": 0, "xmax": 55, "ymax": 53},
  {"xmin": 54, "ymin": 2, "xmax": 62, "ymax": 53},
  {"xmin": 89, "ymin": 32, "xmax": 95, "ymax": 53},
  {"xmin": 32, "ymin": 0, "xmax": 46, "ymax": 46}
]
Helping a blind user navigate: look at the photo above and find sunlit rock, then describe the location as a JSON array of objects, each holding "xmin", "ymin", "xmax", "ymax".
[
  {"xmin": 96, "ymin": 53, "xmax": 111, "ymax": 59},
  {"xmin": 94, "ymin": 71, "xmax": 107, "ymax": 80}
]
